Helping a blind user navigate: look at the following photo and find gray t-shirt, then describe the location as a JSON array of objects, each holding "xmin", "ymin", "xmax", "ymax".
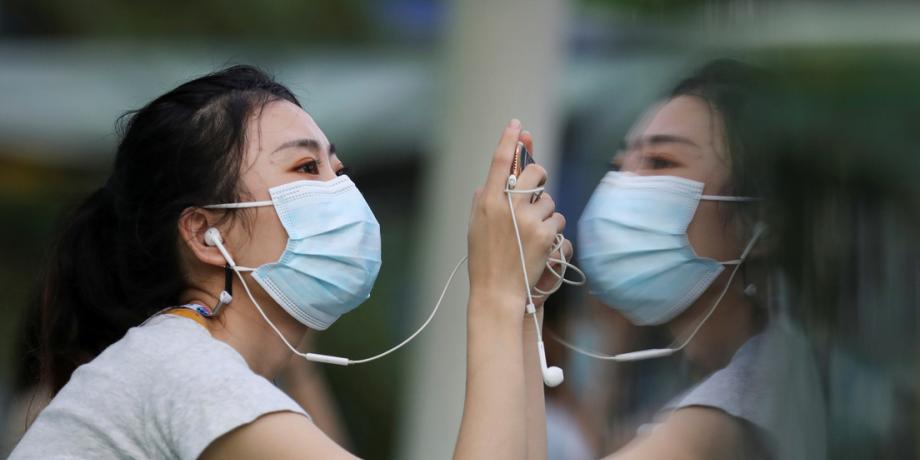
[
  {"xmin": 10, "ymin": 313, "xmax": 309, "ymax": 460},
  {"xmin": 644, "ymin": 320, "xmax": 826, "ymax": 460}
]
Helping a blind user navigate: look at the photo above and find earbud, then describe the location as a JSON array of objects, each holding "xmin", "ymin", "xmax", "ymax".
[
  {"xmin": 204, "ymin": 227, "xmax": 237, "ymax": 268},
  {"xmin": 543, "ymin": 367, "xmax": 564, "ymax": 387},
  {"xmin": 204, "ymin": 227, "xmax": 223, "ymax": 247},
  {"xmin": 537, "ymin": 341, "xmax": 564, "ymax": 387},
  {"xmin": 743, "ymin": 283, "xmax": 757, "ymax": 297}
]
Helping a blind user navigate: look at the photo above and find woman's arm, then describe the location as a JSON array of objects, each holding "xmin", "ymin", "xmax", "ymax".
[
  {"xmin": 520, "ymin": 248, "xmax": 572, "ymax": 460},
  {"xmin": 200, "ymin": 411, "xmax": 359, "ymax": 460},
  {"xmin": 455, "ymin": 291, "xmax": 529, "ymax": 459},
  {"xmin": 521, "ymin": 307, "xmax": 547, "ymax": 460},
  {"xmin": 603, "ymin": 407, "xmax": 755, "ymax": 460},
  {"xmin": 455, "ymin": 119, "xmax": 565, "ymax": 460}
]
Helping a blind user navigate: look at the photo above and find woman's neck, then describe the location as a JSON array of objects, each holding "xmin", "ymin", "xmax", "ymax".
[
  {"xmin": 182, "ymin": 283, "xmax": 307, "ymax": 379},
  {"xmin": 667, "ymin": 283, "xmax": 764, "ymax": 375}
]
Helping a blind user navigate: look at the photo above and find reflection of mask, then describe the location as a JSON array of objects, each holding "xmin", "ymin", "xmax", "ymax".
[
  {"xmin": 577, "ymin": 172, "xmax": 754, "ymax": 326},
  {"xmin": 207, "ymin": 176, "xmax": 382, "ymax": 330}
]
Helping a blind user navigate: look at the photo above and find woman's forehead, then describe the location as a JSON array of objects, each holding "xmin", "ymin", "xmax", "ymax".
[
  {"xmin": 248, "ymin": 100, "xmax": 330, "ymax": 154},
  {"xmin": 634, "ymin": 95, "xmax": 726, "ymax": 159}
]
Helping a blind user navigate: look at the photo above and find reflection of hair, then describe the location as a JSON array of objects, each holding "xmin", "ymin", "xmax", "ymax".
[
  {"xmin": 669, "ymin": 59, "xmax": 774, "ymax": 235},
  {"xmin": 760, "ymin": 56, "xmax": 920, "ymax": 335},
  {"xmin": 31, "ymin": 65, "xmax": 300, "ymax": 393}
]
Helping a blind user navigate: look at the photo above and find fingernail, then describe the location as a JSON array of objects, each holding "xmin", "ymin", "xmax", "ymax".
[{"xmin": 509, "ymin": 118, "xmax": 521, "ymax": 128}]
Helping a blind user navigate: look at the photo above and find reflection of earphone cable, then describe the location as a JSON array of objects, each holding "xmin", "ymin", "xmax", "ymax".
[{"xmin": 547, "ymin": 223, "xmax": 766, "ymax": 362}]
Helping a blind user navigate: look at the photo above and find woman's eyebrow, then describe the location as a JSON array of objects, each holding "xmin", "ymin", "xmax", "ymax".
[
  {"xmin": 639, "ymin": 134, "xmax": 700, "ymax": 149},
  {"xmin": 271, "ymin": 138, "xmax": 337, "ymax": 157}
]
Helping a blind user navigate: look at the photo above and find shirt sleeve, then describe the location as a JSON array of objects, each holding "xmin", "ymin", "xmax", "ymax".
[{"xmin": 144, "ymin": 319, "xmax": 310, "ymax": 460}]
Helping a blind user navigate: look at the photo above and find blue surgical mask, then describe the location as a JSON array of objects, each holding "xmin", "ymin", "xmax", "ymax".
[
  {"xmin": 206, "ymin": 175, "xmax": 382, "ymax": 330},
  {"xmin": 577, "ymin": 171, "xmax": 756, "ymax": 326}
]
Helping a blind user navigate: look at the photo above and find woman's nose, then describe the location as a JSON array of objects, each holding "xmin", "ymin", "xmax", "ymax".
[
  {"xmin": 319, "ymin": 163, "xmax": 338, "ymax": 181},
  {"xmin": 619, "ymin": 149, "xmax": 644, "ymax": 173}
]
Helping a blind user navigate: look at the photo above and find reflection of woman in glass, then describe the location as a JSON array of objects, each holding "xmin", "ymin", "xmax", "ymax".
[{"xmin": 576, "ymin": 60, "xmax": 825, "ymax": 459}]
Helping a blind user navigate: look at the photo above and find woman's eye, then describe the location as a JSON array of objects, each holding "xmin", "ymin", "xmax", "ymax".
[
  {"xmin": 297, "ymin": 161, "xmax": 319, "ymax": 175},
  {"xmin": 336, "ymin": 166, "xmax": 351, "ymax": 177},
  {"xmin": 647, "ymin": 156, "xmax": 676, "ymax": 169}
]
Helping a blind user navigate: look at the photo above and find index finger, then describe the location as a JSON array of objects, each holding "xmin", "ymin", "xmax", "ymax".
[
  {"xmin": 520, "ymin": 130, "xmax": 534, "ymax": 158},
  {"xmin": 485, "ymin": 119, "xmax": 523, "ymax": 193}
]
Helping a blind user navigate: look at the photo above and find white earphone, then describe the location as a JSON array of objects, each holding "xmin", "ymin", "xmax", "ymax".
[
  {"xmin": 204, "ymin": 228, "xmax": 231, "ymax": 260},
  {"xmin": 203, "ymin": 228, "xmax": 234, "ymax": 314},
  {"xmin": 505, "ymin": 168, "xmax": 586, "ymax": 387}
]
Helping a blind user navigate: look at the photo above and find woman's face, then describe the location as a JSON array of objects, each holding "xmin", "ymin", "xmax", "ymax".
[
  {"xmin": 614, "ymin": 95, "xmax": 743, "ymax": 262},
  {"xmin": 222, "ymin": 99, "xmax": 347, "ymax": 267}
]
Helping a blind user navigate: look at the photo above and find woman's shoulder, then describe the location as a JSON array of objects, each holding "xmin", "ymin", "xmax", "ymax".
[
  {"xmin": 12, "ymin": 313, "xmax": 308, "ymax": 459},
  {"xmin": 130, "ymin": 313, "xmax": 247, "ymax": 365},
  {"xmin": 662, "ymin": 320, "xmax": 826, "ymax": 459},
  {"xmin": 62, "ymin": 312, "xmax": 244, "ymax": 386},
  {"xmin": 54, "ymin": 312, "xmax": 256, "ymax": 408},
  {"xmin": 112, "ymin": 313, "xmax": 285, "ymax": 397}
]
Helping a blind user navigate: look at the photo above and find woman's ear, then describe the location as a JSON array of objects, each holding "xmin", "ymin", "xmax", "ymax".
[{"xmin": 178, "ymin": 208, "xmax": 229, "ymax": 268}]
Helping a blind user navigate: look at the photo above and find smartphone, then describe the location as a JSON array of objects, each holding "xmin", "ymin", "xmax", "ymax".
[{"xmin": 511, "ymin": 141, "xmax": 535, "ymax": 178}]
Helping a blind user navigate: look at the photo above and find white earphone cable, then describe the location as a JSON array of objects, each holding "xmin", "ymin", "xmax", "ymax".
[
  {"xmin": 217, "ymin": 170, "xmax": 586, "ymax": 369},
  {"xmin": 504, "ymin": 177, "xmax": 586, "ymax": 387},
  {"xmin": 668, "ymin": 223, "xmax": 764, "ymax": 352},
  {"xmin": 347, "ymin": 256, "xmax": 467, "ymax": 364},
  {"xmin": 233, "ymin": 255, "xmax": 469, "ymax": 366}
]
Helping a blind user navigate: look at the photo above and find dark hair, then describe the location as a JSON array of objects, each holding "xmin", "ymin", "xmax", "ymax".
[
  {"xmin": 668, "ymin": 58, "xmax": 776, "ymax": 234},
  {"xmin": 33, "ymin": 65, "xmax": 300, "ymax": 393}
]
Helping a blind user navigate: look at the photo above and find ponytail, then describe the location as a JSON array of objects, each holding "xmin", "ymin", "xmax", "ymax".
[{"xmin": 38, "ymin": 186, "xmax": 142, "ymax": 392}]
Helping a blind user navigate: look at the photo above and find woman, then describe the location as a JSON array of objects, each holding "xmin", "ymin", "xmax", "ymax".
[
  {"xmin": 11, "ymin": 65, "xmax": 568, "ymax": 459},
  {"xmin": 575, "ymin": 60, "xmax": 825, "ymax": 459}
]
